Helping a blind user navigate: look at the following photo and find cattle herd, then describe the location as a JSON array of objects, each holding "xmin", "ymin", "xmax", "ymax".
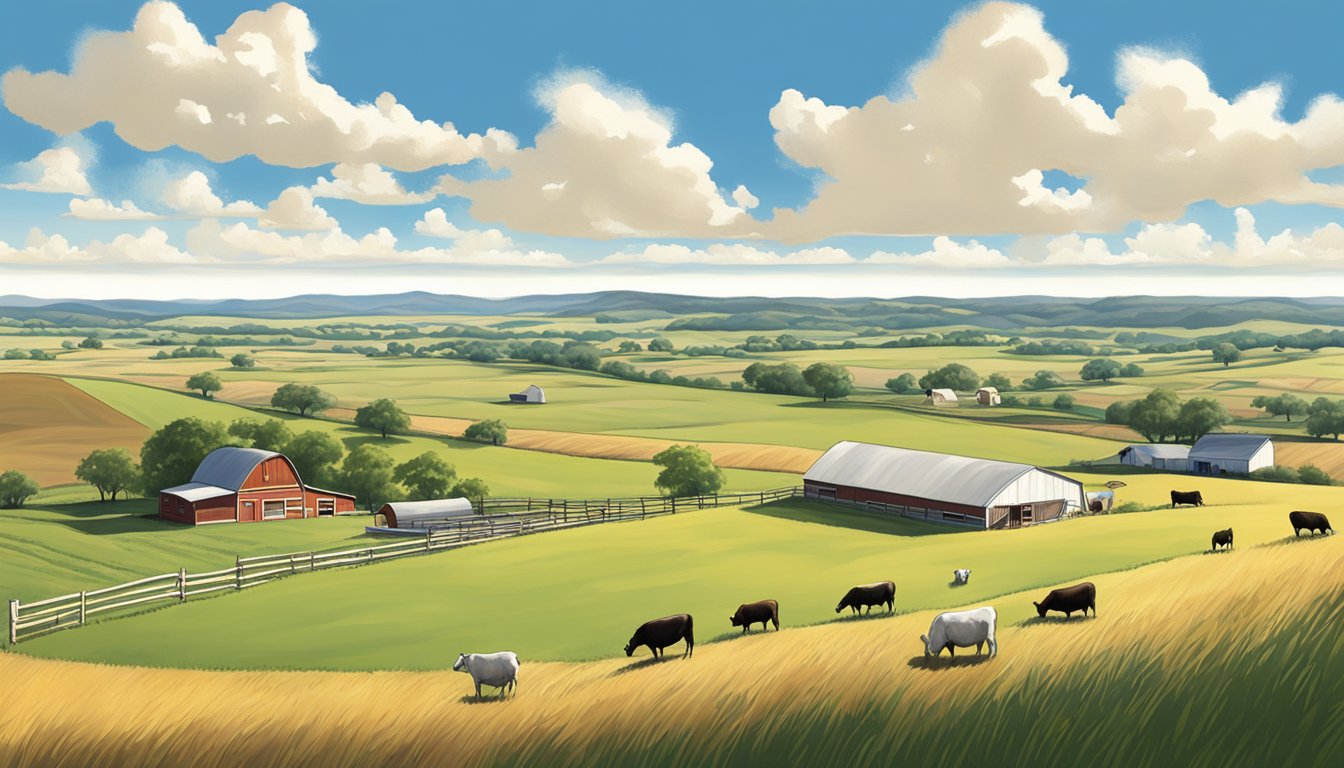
[{"xmin": 450, "ymin": 500, "xmax": 1335, "ymax": 698}]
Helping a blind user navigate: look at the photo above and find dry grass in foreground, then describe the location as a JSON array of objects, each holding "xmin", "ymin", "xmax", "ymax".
[{"xmin": 4, "ymin": 532, "xmax": 1342, "ymax": 767}]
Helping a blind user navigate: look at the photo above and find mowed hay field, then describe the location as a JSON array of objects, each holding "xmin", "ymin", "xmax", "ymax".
[
  {"xmin": 0, "ymin": 374, "xmax": 148, "ymax": 486},
  {"xmin": 3, "ymin": 531, "xmax": 1341, "ymax": 767},
  {"xmin": 21, "ymin": 472, "xmax": 1343, "ymax": 669}
]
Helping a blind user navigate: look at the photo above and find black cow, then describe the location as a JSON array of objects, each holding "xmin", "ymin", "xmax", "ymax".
[
  {"xmin": 624, "ymin": 614, "xmax": 694, "ymax": 659},
  {"xmin": 730, "ymin": 599, "xmax": 779, "ymax": 633},
  {"xmin": 1289, "ymin": 510, "xmax": 1334, "ymax": 537},
  {"xmin": 1171, "ymin": 490, "xmax": 1205, "ymax": 508},
  {"xmin": 1033, "ymin": 582, "xmax": 1096, "ymax": 619},
  {"xmin": 835, "ymin": 581, "xmax": 895, "ymax": 615},
  {"xmin": 1211, "ymin": 528, "xmax": 1234, "ymax": 551}
]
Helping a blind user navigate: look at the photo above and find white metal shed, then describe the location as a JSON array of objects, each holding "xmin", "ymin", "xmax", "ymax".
[
  {"xmin": 378, "ymin": 498, "xmax": 475, "ymax": 528},
  {"xmin": 1188, "ymin": 434, "xmax": 1274, "ymax": 475}
]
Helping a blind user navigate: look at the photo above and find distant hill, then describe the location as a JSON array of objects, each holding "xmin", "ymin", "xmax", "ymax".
[{"xmin": 1, "ymin": 292, "xmax": 1343, "ymax": 330}]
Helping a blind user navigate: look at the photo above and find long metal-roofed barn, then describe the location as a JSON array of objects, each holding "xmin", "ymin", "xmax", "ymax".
[
  {"xmin": 377, "ymin": 498, "xmax": 475, "ymax": 528},
  {"xmin": 1188, "ymin": 433, "xmax": 1274, "ymax": 475},
  {"xmin": 159, "ymin": 446, "xmax": 356, "ymax": 525},
  {"xmin": 803, "ymin": 441, "xmax": 1086, "ymax": 529}
]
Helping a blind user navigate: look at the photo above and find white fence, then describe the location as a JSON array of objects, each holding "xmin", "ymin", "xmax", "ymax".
[{"xmin": 8, "ymin": 486, "xmax": 804, "ymax": 645}]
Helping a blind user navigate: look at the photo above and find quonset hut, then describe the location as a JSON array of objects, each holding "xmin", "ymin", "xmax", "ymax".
[
  {"xmin": 803, "ymin": 441, "xmax": 1086, "ymax": 529},
  {"xmin": 159, "ymin": 447, "xmax": 356, "ymax": 525},
  {"xmin": 377, "ymin": 498, "xmax": 475, "ymax": 528}
]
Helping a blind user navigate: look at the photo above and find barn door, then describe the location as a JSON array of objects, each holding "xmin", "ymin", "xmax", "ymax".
[{"xmin": 240, "ymin": 501, "xmax": 256, "ymax": 523}]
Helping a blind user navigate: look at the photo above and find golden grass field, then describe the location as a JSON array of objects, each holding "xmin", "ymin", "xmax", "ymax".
[
  {"xmin": 4, "ymin": 528, "xmax": 1340, "ymax": 767},
  {"xmin": 0, "ymin": 374, "xmax": 148, "ymax": 486}
]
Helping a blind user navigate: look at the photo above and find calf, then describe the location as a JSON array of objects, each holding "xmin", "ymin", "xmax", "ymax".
[
  {"xmin": 452, "ymin": 652, "xmax": 519, "ymax": 699},
  {"xmin": 835, "ymin": 581, "xmax": 895, "ymax": 615},
  {"xmin": 1171, "ymin": 490, "xmax": 1204, "ymax": 508},
  {"xmin": 1289, "ymin": 510, "xmax": 1333, "ymax": 537},
  {"xmin": 1211, "ymin": 528, "xmax": 1234, "ymax": 551},
  {"xmin": 952, "ymin": 569, "xmax": 971, "ymax": 585},
  {"xmin": 921, "ymin": 607, "xmax": 997, "ymax": 661},
  {"xmin": 624, "ymin": 614, "xmax": 694, "ymax": 659},
  {"xmin": 729, "ymin": 599, "xmax": 779, "ymax": 633},
  {"xmin": 1033, "ymin": 582, "xmax": 1096, "ymax": 619}
]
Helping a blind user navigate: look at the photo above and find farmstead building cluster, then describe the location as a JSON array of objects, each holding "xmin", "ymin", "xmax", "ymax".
[{"xmin": 159, "ymin": 447, "xmax": 355, "ymax": 525}]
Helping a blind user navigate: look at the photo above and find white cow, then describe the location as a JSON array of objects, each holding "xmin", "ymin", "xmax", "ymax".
[
  {"xmin": 952, "ymin": 569, "xmax": 971, "ymax": 585},
  {"xmin": 453, "ymin": 651, "xmax": 520, "ymax": 698},
  {"xmin": 920, "ymin": 607, "xmax": 997, "ymax": 661}
]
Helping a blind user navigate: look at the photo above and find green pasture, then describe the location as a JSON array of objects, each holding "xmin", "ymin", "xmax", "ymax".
[
  {"xmin": 0, "ymin": 499, "xmax": 376, "ymax": 601},
  {"xmin": 62, "ymin": 377, "xmax": 797, "ymax": 498},
  {"xmin": 21, "ymin": 471, "xmax": 1341, "ymax": 670}
]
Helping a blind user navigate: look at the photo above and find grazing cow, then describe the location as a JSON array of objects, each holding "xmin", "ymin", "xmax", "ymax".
[
  {"xmin": 1089, "ymin": 499, "xmax": 1104, "ymax": 513},
  {"xmin": 952, "ymin": 569, "xmax": 971, "ymax": 585},
  {"xmin": 1211, "ymin": 528, "xmax": 1234, "ymax": 551},
  {"xmin": 729, "ymin": 599, "xmax": 779, "ymax": 633},
  {"xmin": 624, "ymin": 614, "xmax": 694, "ymax": 659},
  {"xmin": 1289, "ymin": 510, "xmax": 1334, "ymax": 537},
  {"xmin": 1171, "ymin": 490, "xmax": 1204, "ymax": 508},
  {"xmin": 452, "ymin": 652, "xmax": 519, "ymax": 699},
  {"xmin": 1033, "ymin": 582, "xmax": 1097, "ymax": 619},
  {"xmin": 921, "ymin": 606, "xmax": 997, "ymax": 661},
  {"xmin": 835, "ymin": 581, "xmax": 896, "ymax": 615}
]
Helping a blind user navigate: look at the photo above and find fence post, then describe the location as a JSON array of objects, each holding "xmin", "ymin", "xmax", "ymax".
[
  {"xmin": 426, "ymin": 530, "xmax": 433, "ymax": 552},
  {"xmin": 235, "ymin": 556, "xmax": 242, "ymax": 590},
  {"xmin": 8, "ymin": 599, "xmax": 17, "ymax": 645},
  {"xmin": 309, "ymin": 552, "xmax": 315, "ymax": 571},
  {"xmin": 178, "ymin": 568, "xmax": 187, "ymax": 601},
  {"xmin": 79, "ymin": 591, "xmax": 87, "ymax": 625}
]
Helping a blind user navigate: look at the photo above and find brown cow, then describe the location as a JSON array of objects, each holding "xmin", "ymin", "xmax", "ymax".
[
  {"xmin": 1033, "ymin": 582, "xmax": 1096, "ymax": 619},
  {"xmin": 730, "ymin": 599, "xmax": 779, "ymax": 633},
  {"xmin": 1289, "ymin": 510, "xmax": 1333, "ymax": 537},
  {"xmin": 624, "ymin": 614, "xmax": 694, "ymax": 659},
  {"xmin": 835, "ymin": 581, "xmax": 895, "ymax": 615}
]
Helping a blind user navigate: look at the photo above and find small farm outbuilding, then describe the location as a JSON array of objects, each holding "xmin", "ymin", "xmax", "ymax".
[
  {"xmin": 1110, "ymin": 444, "xmax": 1191, "ymax": 471},
  {"xmin": 803, "ymin": 441, "xmax": 1086, "ymax": 529},
  {"xmin": 975, "ymin": 387, "xmax": 1001, "ymax": 406},
  {"xmin": 159, "ymin": 447, "xmax": 356, "ymax": 525},
  {"xmin": 925, "ymin": 388, "xmax": 958, "ymax": 406},
  {"xmin": 1187, "ymin": 434, "xmax": 1274, "ymax": 476},
  {"xmin": 510, "ymin": 384, "xmax": 546, "ymax": 404},
  {"xmin": 377, "ymin": 498, "xmax": 475, "ymax": 528}
]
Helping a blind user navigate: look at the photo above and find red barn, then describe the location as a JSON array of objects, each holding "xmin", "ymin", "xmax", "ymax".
[{"xmin": 159, "ymin": 447, "xmax": 356, "ymax": 525}]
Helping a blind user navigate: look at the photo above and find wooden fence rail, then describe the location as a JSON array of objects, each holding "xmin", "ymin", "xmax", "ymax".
[{"xmin": 8, "ymin": 486, "xmax": 803, "ymax": 645}]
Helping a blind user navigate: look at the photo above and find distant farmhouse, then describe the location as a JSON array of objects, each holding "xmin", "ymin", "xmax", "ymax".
[
  {"xmin": 377, "ymin": 498, "xmax": 474, "ymax": 529},
  {"xmin": 803, "ymin": 441, "xmax": 1086, "ymax": 529},
  {"xmin": 976, "ymin": 387, "xmax": 1001, "ymax": 406},
  {"xmin": 924, "ymin": 388, "xmax": 958, "ymax": 406},
  {"xmin": 1188, "ymin": 434, "xmax": 1274, "ymax": 476},
  {"xmin": 160, "ymin": 447, "xmax": 355, "ymax": 525},
  {"xmin": 510, "ymin": 384, "xmax": 546, "ymax": 404}
]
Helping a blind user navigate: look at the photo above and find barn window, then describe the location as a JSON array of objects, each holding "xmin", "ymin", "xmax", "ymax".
[
  {"xmin": 262, "ymin": 500, "xmax": 285, "ymax": 519},
  {"xmin": 317, "ymin": 499, "xmax": 335, "ymax": 516}
]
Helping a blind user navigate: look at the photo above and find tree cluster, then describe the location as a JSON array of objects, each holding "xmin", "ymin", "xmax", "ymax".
[{"xmin": 1111, "ymin": 389, "xmax": 1232, "ymax": 443}]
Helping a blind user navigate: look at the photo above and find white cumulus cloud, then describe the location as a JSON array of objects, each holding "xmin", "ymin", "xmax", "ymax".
[
  {"xmin": 257, "ymin": 186, "xmax": 337, "ymax": 230},
  {"xmin": 310, "ymin": 163, "xmax": 435, "ymax": 205},
  {"xmin": 162, "ymin": 170, "xmax": 261, "ymax": 216},
  {"xmin": 2, "ymin": 1, "xmax": 513, "ymax": 170},
  {"xmin": 67, "ymin": 197, "xmax": 164, "ymax": 221},
  {"xmin": 3, "ymin": 145, "xmax": 92, "ymax": 195},
  {"xmin": 444, "ymin": 75, "xmax": 752, "ymax": 239}
]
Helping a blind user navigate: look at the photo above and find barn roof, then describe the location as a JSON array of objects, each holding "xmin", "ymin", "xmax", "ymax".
[
  {"xmin": 191, "ymin": 447, "xmax": 289, "ymax": 491},
  {"xmin": 520, "ymin": 384, "xmax": 544, "ymax": 395},
  {"xmin": 1189, "ymin": 434, "xmax": 1272, "ymax": 461},
  {"xmin": 1122, "ymin": 444, "xmax": 1191, "ymax": 460},
  {"xmin": 976, "ymin": 387, "xmax": 999, "ymax": 394},
  {"xmin": 928, "ymin": 388, "xmax": 958, "ymax": 400},
  {"xmin": 803, "ymin": 441, "xmax": 1071, "ymax": 508},
  {"xmin": 160, "ymin": 482, "xmax": 234, "ymax": 502}
]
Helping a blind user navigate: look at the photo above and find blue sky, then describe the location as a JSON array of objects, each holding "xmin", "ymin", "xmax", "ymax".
[{"xmin": 1, "ymin": 1, "xmax": 1342, "ymax": 299}]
